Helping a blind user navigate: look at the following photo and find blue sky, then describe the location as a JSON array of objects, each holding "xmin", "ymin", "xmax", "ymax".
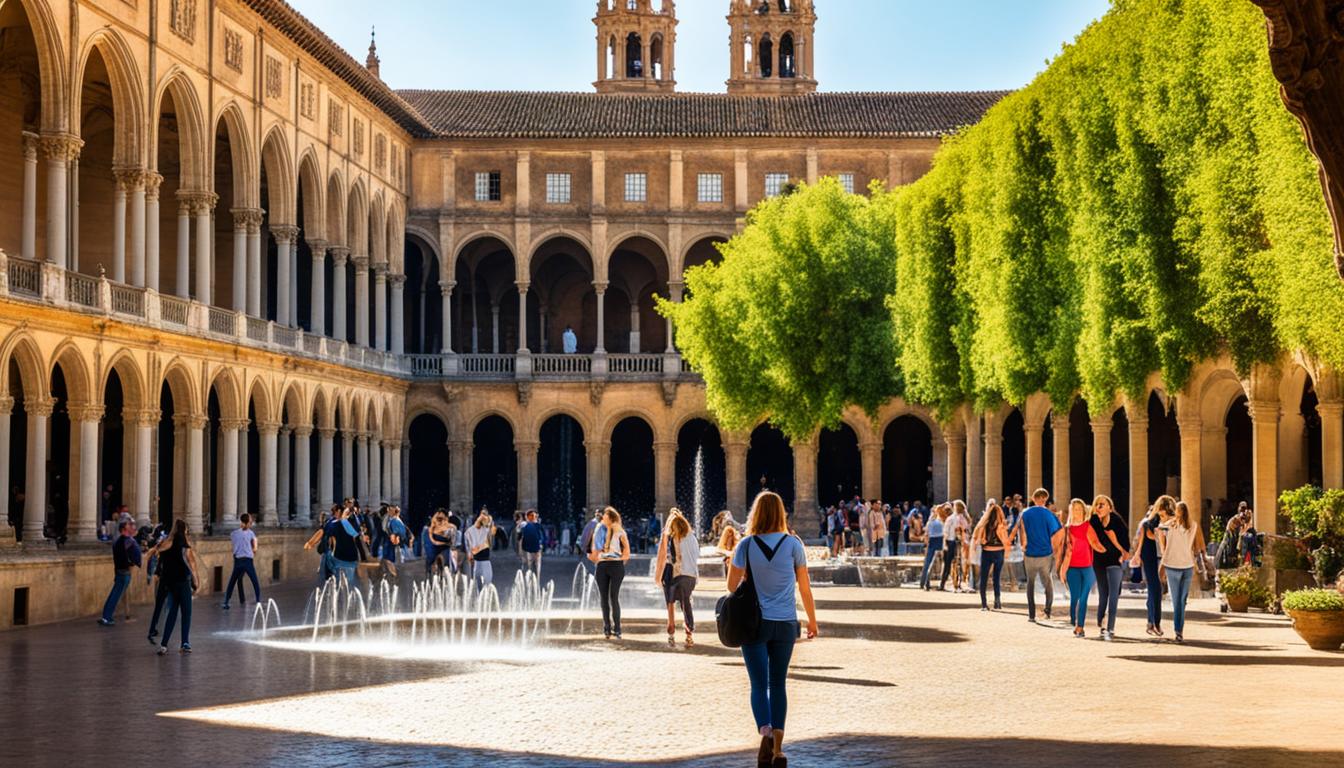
[{"xmin": 290, "ymin": 0, "xmax": 1112, "ymax": 92}]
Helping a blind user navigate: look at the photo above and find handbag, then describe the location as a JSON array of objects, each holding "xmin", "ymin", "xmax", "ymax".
[{"xmin": 716, "ymin": 535, "xmax": 783, "ymax": 648}]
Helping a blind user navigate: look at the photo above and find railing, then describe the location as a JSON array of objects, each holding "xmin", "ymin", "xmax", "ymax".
[
  {"xmin": 208, "ymin": 307, "xmax": 236, "ymax": 336},
  {"xmin": 609, "ymin": 353, "xmax": 664, "ymax": 375},
  {"xmin": 65, "ymin": 271, "xmax": 99, "ymax": 308},
  {"xmin": 109, "ymin": 284, "xmax": 145, "ymax": 318},
  {"xmin": 408, "ymin": 354, "xmax": 444, "ymax": 378},
  {"xmin": 7, "ymin": 258, "xmax": 39, "ymax": 297},
  {"xmin": 160, "ymin": 295, "xmax": 189, "ymax": 326},
  {"xmin": 533, "ymin": 353, "xmax": 592, "ymax": 376},
  {"xmin": 246, "ymin": 316, "xmax": 269, "ymax": 343},
  {"xmin": 459, "ymin": 354, "xmax": 515, "ymax": 376}
]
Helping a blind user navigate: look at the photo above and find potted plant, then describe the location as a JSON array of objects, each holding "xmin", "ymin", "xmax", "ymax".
[
  {"xmin": 1218, "ymin": 566, "xmax": 1270, "ymax": 613},
  {"xmin": 1277, "ymin": 486, "xmax": 1344, "ymax": 587},
  {"xmin": 1282, "ymin": 588, "xmax": 1344, "ymax": 651}
]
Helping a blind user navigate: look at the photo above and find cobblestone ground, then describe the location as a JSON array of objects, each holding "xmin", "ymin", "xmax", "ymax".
[{"xmin": 1, "ymin": 554, "xmax": 1340, "ymax": 768}]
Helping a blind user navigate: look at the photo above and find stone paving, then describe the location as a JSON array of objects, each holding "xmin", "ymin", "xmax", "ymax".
[{"xmin": 1, "ymin": 553, "xmax": 1340, "ymax": 768}]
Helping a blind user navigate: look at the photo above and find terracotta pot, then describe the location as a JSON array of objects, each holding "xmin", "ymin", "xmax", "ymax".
[
  {"xmin": 1226, "ymin": 593, "xmax": 1251, "ymax": 613},
  {"xmin": 1286, "ymin": 609, "xmax": 1344, "ymax": 651}
]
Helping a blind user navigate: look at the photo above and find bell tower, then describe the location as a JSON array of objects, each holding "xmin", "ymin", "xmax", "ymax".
[
  {"xmin": 594, "ymin": 0, "xmax": 678, "ymax": 93},
  {"xmin": 727, "ymin": 0, "xmax": 817, "ymax": 95}
]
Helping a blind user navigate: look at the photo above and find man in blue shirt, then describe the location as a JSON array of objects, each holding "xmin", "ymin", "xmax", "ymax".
[
  {"xmin": 520, "ymin": 509, "xmax": 544, "ymax": 576},
  {"xmin": 1014, "ymin": 488, "xmax": 1064, "ymax": 622},
  {"xmin": 98, "ymin": 517, "xmax": 142, "ymax": 627}
]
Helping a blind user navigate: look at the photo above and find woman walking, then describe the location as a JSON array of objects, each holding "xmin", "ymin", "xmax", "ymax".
[
  {"xmin": 726, "ymin": 492, "xmax": 818, "ymax": 768},
  {"xmin": 144, "ymin": 519, "xmax": 200, "ymax": 655},
  {"xmin": 719, "ymin": 521, "xmax": 741, "ymax": 565},
  {"xmin": 940, "ymin": 500, "xmax": 968, "ymax": 591},
  {"xmin": 919, "ymin": 504, "xmax": 946, "ymax": 590},
  {"xmin": 1130, "ymin": 498, "xmax": 1172, "ymax": 637},
  {"xmin": 974, "ymin": 501, "xmax": 1010, "ymax": 610},
  {"xmin": 654, "ymin": 508, "xmax": 700, "ymax": 647},
  {"xmin": 1058, "ymin": 498, "xmax": 1105, "ymax": 638},
  {"xmin": 589, "ymin": 506, "xmax": 630, "ymax": 639},
  {"xmin": 1089, "ymin": 494, "xmax": 1130, "ymax": 640},
  {"xmin": 1158, "ymin": 497, "xmax": 1206, "ymax": 643}
]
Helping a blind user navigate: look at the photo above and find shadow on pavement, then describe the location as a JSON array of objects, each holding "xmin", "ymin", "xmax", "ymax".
[{"xmin": 1114, "ymin": 653, "xmax": 1344, "ymax": 667}]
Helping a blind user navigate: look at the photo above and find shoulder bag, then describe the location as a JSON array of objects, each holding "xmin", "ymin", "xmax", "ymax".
[{"xmin": 716, "ymin": 535, "xmax": 784, "ymax": 648}]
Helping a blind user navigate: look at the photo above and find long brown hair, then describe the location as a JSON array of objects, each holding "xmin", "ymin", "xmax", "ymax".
[
  {"xmin": 169, "ymin": 518, "xmax": 190, "ymax": 549},
  {"xmin": 1154, "ymin": 494, "xmax": 1178, "ymax": 524},
  {"xmin": 978, "ymin": 502, "xmax": 1003, "ymax": 534},
  {"xmin": 746, "ymin": 491, "xmax": 788, "ymax": 535},
  {"xmin": 666, "ymin": 508, "xmax": 691, "ymax": 542},
  {"xmin": 1173, "ymin": 500, "xmax": 1194, "ymax": 530}
]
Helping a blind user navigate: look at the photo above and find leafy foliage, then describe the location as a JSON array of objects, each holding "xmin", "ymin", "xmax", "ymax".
[{"xmin": 1282, "ymin": 588, "xmax": 1344, "ymax": 613}]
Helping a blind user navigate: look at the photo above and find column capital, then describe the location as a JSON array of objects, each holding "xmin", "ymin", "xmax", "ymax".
[
  {"xmin": 1318, "ymin": 399, "xmax": 1344, "ymax": 417},
  {"xmin": 293, "ymin": 424, "xmax": 314, "ymax": 439},
  {"xmin": 143, "ymin": 171, "xmax": 163, "ymax": 198},
  {"xmin": 1022, "ymin": 421, "xmax": 1044, "ymax": 435},
  {"xmin": 232, "ymin": 207, "xmax": 264, "ymax": 231},
  {"xmin": 270, "ymin": 224, "xmax": 300, "ymax": 242},
  {"xmin": 174, "ymin": 413, "xmax": 209, "ymax": 430},
  {"xmin": 653, "ymin": 440, "xmax": 678, "ymax": 453},
  {"xmin": 447, "ymin": 439, "xmax": 472, "ymax": 452},
  {"xmin": 516, "ymin": 280, "xmax": 531, "ymax": 293},
  {"xmin": 24, "ymin": 397, "xmax": 55, "ymax": 418},
  {"xmin": 21, "ymin": 130, "xmax": 40, "ymax": 160},
  {"xmin": 66, "ymin": 403, "xmax": 105, "ymax": 423},
  {"xmin": 112, "ymin": 166, "xmax": 148, "ymax": 191},
  {"xmin": 1089, "ymin": 417, "xmax": 1115, "ymax": 434},
  {"xmin": 256, "ymin": 420, "xmax": 282, "ymax": 436},
  {"xmin": 352, "ymin": 255, "xmax": 370, "ymax": 271},
  {"xmin": 1127, "ymin": 415, "xmax": 1150, "ymax": 430},
  {"xmin": 1175, "ymin": 413, "xmax": 1203, "ymax": 433},
  {"xmin": 129, "ymin": 409, "xmax": 162, "ymax": 428},
  {"xmin": 317, "ymin": 427, "xmax": 338, "ymax": 440},
  {"xmin": 583, "ymin": 439, "xmax": 612, "ymax": 452},
  {"xmin": 278, "ymin": 425, "xmax": 294, "ymax": 438},
  {"xmin": 330, "ymin": 246, "xmax": 350, "ymax": 266},
  {"xmin": 1050, "ymin": 412, "xmax": 1071, "ymax": 430},
  {"xmin": 220, "ymin": 417, "xmax": 251, "ymax": 432},
  {"xmin": 1247, "ymin": 399, "xmax": 1281, "ymax": 423},
  {"xmin": 943, "ymin": 432, "xmax": 967, "ymax": 448},
  {"xmin": 307, "ymin": 239, "xmax": 329, "ymax": 257},
  {"xmin": 592, "ymin": 280, "xmax": 608, "ymax": 293},
  {"xmin": 514, "ymin": 440, "xmax": 540, "ymax": 454},
  {"xmin": 372, "ymin": 262, "xmax": 389, "ymax": 279},
  {"xmin": 389, "ymin": 273, "xmax": 406, "ymax": 288},
  {"xmin": 0, "ymin": 395, "xmax": 12, "ymax": 416},
  {"xmin": 859, "ymin": 440, "xmax": 884, "ymax": 452},
  {"xmin": 177, "ymin": 190, "xmax": 218, "ymax": 214},
  {"xmin": 38, "ymin": 133, "xmax": 82, "ymax": 163},
  {"xmin": 439, "ymin": 279, "xmax": 456, "ymax": 295}
]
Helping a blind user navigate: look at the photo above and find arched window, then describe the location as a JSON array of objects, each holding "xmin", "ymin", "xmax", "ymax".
[
  {"xmin": 651, "ymin": 34, "xmax": 664, "ymax": 80},
  {"xmin": 744, "ymin": 36, "xmax": 754, "ymax": 76},
  {"xmin": 758, "ymin": 35, "xmax": 774, "ymax": 78},
  {"xmin": 606, "ymin": 36, "xmax": 616, "ymax": 79},
  {"xmin": 779, "ymin": 33, "xmax": 795, "ymax": 78},
  {"xmin": 626, "ymin": 32, "xmax": 643, "ymax": 78},
  {"xmin": 779, "ymin": 0, "xmax": 792, "ymax": 11}
]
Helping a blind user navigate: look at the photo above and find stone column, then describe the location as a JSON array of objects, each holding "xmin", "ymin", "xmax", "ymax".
[
  {"xmin": 593, "ymin": 281, "xmax": 608, "ymax": 353},
  {"xmin": 193, "ymin": 193, "xmax": 217, "ymax": 305},
  {"xmin": 490, "ymin": 303, "xmax": 500, "ymax": 352},
  {"xmin": 354, "ymin": 256, "xmax": 370, "ymax": 346},
  {"xmin": 246, "ymin": 215, "xmax": 263, "ymax": 317},
  {"xmin": 237, "ymin": 424, "xmax": 250, "ymax": 522},
  {"xmin": 1248, "ymin": 400, "xmax": 1281, "ymax": 534},
  {"xmin": 374, "ymin": 264, "xmax": 389, "ymax": 350},
  {"xmin": 984, "ymin": 414, "xmax": 1003, "ymax": 505},
  {"xmin": 966, "ymin": 416, "xmax": 985, "ymax": 512},
  {"xmin": 184, "ymin": 415, "xmax": 208, "ymax": 532},
  {"xmin": 132, "ymin": 409, "xmax": 157, "ymax": 523},
  {"xmin": 294, "ymin": 426, "xmax": 312, "ymax": 522},
  {"xmin": 21, "ymin": 132, "xmax": 38, "ymax": 261},
  {"xmin": 390, "ymin": 274, "xmax": 406, "ymax": 355},
  {"xmin": 792, "ymin": 437, "xmax": 819, "ymax": 535},
  {"xmin": 232, "ymin": 210, "xmax": 261, "ymax": 313},
  {"xmin": 665, "ymin": 282, "xmax": 683, "ymax": 353},
  {"xmin": 0, "ymin": 398, "xmax": 11, "ymax": 540},
  {"xmin": 859, "ymin": 440, "xmax": 882, "ymax": 500},
  {"xmin": 22, "ymin": 397, "xmax": 53, "ymax": 542},
  {"xmin": 144, "ymin": 173, "xmax": 162, "ymax": 291},
  {"xmin": 1127, "ymin": 414, "xmax": 1150, "ymax": 527},
  {"xmin": 111, "ymin": 170, "xmax": 130, "ymax": 282},
  {"xmin": 356, "ymin": 433, "xmax": 370, "ymax": 504},
  {"xmin": 1176, "ymin": 413, "xmax": 1202, "ymax": 518},
  {"xmin": 585, "ymin": 440, "xmax": 609, "ymax": 511},
  {"xmin": 309, "ymin": 241, "xmax": 327, "ymax": 336},
  {"xmin": 369, "ymin": 434, "xmax": 382, "ymax": 505},
  {"xmin": 944, "ymin": 432, "xmax": 967, "ymax": 502},
  {"xmin": 516, "ymin": 281, "xmax": 530, "ymax": 353},
  {"xmin": 725, "ymin": 438, "xmax": 748, "ymax": 515},
  {"xmin": 130, "ymin": 174, "xmax": 147, "ymax": 286},
  {"xmin": 69, "ymin": 404, "xmax": 104, "ymax": 542},
  {"xmin": 1319, "ymin": 400, "xmax": 1344, "ymax": 490},
  {"xmin": 517, "ymin": 440, "xmax": 540, "ymax": 510},
  {"xmin": 654, "ymin": 440, "xmax": 677, "ymax": 515},
  {"xmin": 272, "ymin": 226, "xmax": 296, "ymax": 325},
  {"xmin": 277, "ymin": 426, "xmax": 292, "ymax": 522},
  {"xmin": 450, "ymin": 439, "xmax": 474, "ymax": 513},
  {"xmin": 257, "ymin": 422, "xmax": 279, "ymax": 525},
  {"xmin": 440, "ymin": 281, "xmax": 455, "ymax": 353},
  {"xmin": 41, "ymin": 134, "xmax": 80, "ymax": 269},
  {"xmin": 175, "ymin": 194, "xmax": 191, "ymax": 298},
  {"xmin": 1024, "ymin": 421, "xmax": 1044, "ymax": 494},
  {"xmin": 1051, "ymin": 413, "xmax": 1071, "ymax": 504},
  {"xmin": 395, "ymin": 441, "xmax": 407, "ymax": 509},
  {"xmin": 289, "ymin": 238, "xmax": 299, "ymax": 332},
  {"xmin": 1091, "ymin": 417, "xmax": 1114, "ymax": 499},
  {"xmin": 341, "ymin": 431, "xmax": 355, "ymax": 500},
  {"xmin": 219, "ymin": 419, "xmax": 246, "ymax": 530},
  {"xmin": 381, "ymin": 440, "xmax": 393, "ymax": 506},
  {"xmin": 331, "ymin": 248, "xmax": 349, "ymax": 340},
  {"xmin": 317, "ymin": 428, "xmax": 335, "ymax": 513}
]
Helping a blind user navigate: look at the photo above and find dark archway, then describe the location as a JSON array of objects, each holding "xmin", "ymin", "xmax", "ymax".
[
  {"xmin": 1149, "ymin": 393, "xmax": 1180, "ymax": 504},
  {"xmin": 817, "ymin": 424, "xmax": 860, "ymax": 506},
  {"xmin": 1302, "ymin": 377, "xmax": 1324, "ymax": 489},
  {"xmin": 404, "ymin": 234, "xmax": 442, "ymax": 354},
  {"xmin": 156, "ymin": 382, "xmax": 177, "ymax": 527},
  {"xmin": 676, "ymin": 418, "xmax": 726, "ymax": 536},
  {"xmin": 883, "ymin": 416, "xmax": 933, "ymax": 505},
  {"xmin": 46, "ymin": 365, "xmax": 70, "ymax": 541},
  {"xmin": 1110, "ymin": 407, "xmax": 1129, "ymax": 516},
  {"xmin": 610, "ymin": 416, "xmax": 654, "ymax": 519},
  {"xmin": 1041, "ymin": 414, "xmax": 1054, "ymax": 498},
  {"xmin": 472, "ymin": 415, "xmax": 516, "ymax": 515},
  {"xmin": 1069, "ymin": 399, "xmax": 1094, "ymax": 501},
  {"xmin": 747, "ymin": 424, "xmax": 793, "ymax": 511},
  {"xmin": 625, "ymin": 32, "xmax": 643, "ymax": 78},
  {"xmin": 100, "ymin": 371, "xmax": 126, "ymax": 529},
  {"xmin": 538, "ymin": 414, "xmax": 586, "ymax": 529},
  {"xmin": 1225, "ymin": 396, "xmax": 1253, "ymax": 508},
  {"xmin": 1001, "ymin": 409, "xmax": 1026, "ymax": 499},
  {"xmin": 408, "ymin": 414, "xmax": 450, "ymax": 530}
]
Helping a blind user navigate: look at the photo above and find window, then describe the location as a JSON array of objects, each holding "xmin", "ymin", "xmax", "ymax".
[
  {"xmin": 697, "ymin": 173, "xmax": 723, "ymax": 203},
  {"xmin": 838, "ymin": 173, "xmax": 856, "ymax": 195},
  {"xmin": 764, "ymin": 173, "xmax": 790, "ymax": 198},
  {"xmin": 624, "ymin": 172, "xmax": 648, "ymax": 203},
  {"xmin": 475, "ymin": 171, "xmax": 502, "ymax": 202},
  {"xmin": 546, "ymin": 173, "xmax": 572, "ymax": 204}
]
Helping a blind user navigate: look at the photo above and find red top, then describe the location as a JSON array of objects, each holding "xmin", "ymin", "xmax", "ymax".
[{"xmin": 1068, "ymin": 523, "xmax": 1094, "ymax": 568}]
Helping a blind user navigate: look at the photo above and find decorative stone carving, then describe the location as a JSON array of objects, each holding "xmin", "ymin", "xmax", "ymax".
[
  {"xmin": 375, "ymin": 133, "xmax": 387, "ymax": 172},
  {"xmin": 661, "ymin": 380, "xmax": 677, "ymax": 407},
  {"xmin": 589, "ymin": 380, "xmax": 605, "ymax": 405},
  {"xmin": 353, "ymin": 120, "xmax": 364, "ymax": 155},
  {"xmin": 329, "ymin": 103, "xmax": 344, "ymax": 136},
  {"xmin": 1253, "ymin": 0, "xmax": 1344, "ymax": 278},
  {"xmin": 39, "ymin": 134, "xmax": 83, "ymax": 163},
  {"xmin": 300, "ymin": 83, "xmax": 316, "ymax": 119},
  {"xmin": 265, "ymin": 57, "xmax": 283, "ymax": 100},
  {"xmin": 170, "ymin": 0, "xmax": 197, "ymax": 44},
  {"xmin": 224, "ymin": 28, "xmax": 244, "ymax": 72},
  {"xmin": 516, "ymin": 381, "xmax": 531, "ymax": 405}
]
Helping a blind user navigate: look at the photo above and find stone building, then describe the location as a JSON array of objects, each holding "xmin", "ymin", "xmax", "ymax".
[{"xmin": 0, "ymin": 0, "xmax": 1337, "ymax": 586}]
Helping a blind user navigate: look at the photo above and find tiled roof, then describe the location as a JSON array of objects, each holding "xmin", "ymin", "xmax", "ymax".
[
  {"xmin": 242, "ymin": 0, "xmax": 435, "ymax": 137},
  {"xmin": 397, "ymin": 90, "xmax": 1009, "ymax": 140}
]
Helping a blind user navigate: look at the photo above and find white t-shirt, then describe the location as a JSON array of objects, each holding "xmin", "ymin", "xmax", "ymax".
[
  {"xmin": 463, "ymin": 525, "xmax": 491, "ymax": 555},
  {"xmin": 562, "ymin": 329, "xmax": 578, "ymax": 354},
  {"xmin": 230, "ymin": 527, "xmax": 256, "ymax": 559},
  {"xmin": 1161, "ymin": 523, "xmax": 1198, "ymax": 569},
  {"xmin": 946, "ymin": 513, "xmax": 967, "ymax": 542}
]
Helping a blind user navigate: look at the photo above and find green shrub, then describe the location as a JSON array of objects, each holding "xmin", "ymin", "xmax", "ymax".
[
  {"xmin": 1218, "ymin": 567, "xmax": 1272, "ymax": 606},
  {"xmin": 1270, "ymin": 538, "xmax": 1312, "ymax": 571},
  {"xmin": 1281, "ymin": 588, "xmax": 1344, "ymax": 612}
]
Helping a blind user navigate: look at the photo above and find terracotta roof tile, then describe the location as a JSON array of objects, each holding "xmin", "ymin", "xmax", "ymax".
[{"xmin": 396, "ymin": 90, "xmax": 1009, "ymax": 140}]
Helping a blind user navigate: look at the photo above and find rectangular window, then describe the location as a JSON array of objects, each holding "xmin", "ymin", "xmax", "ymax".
[
  {"xmin": 475, "ymin": 171, "xmax": 502, "ymax": 202},
  {"xmin": 546, "ymin": 173, "xmax": 572, "ymax": 204},
  {"xmin": 838, "ymin": 173, "xmax": 856, "ymax": 195},
  {"xmin": 765, "ymin": 173, "xmax": 790, "ymax": 198},
  {"xmin": 624, "ymin": 172, "xmax": 648, "ymax": 203},
  {"xmin": 697, "ymin": 173, "xmax": 724, "ymax": 203}
]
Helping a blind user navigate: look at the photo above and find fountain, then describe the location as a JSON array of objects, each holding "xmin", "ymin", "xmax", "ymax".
[{"xmin": 693, "ymin": 444, "xmax": 705, "ymax": 539}]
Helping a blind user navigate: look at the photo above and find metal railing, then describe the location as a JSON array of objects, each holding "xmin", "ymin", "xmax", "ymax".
[
  {"xmin": 65, "ymin": 271, "xmax": 99, "ymax": 308},
  {"xmin": 109, "ymin": 284, "xmax": 145, "ymax": 318}
]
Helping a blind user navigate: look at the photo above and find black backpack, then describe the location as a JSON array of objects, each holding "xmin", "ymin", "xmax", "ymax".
[{"xmin": 716, "ymin": 535, "xmax": 784, "ymax": 648}]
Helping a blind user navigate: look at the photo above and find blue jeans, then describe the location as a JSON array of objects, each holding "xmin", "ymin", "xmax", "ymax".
[
  {"xmin": 1095, "ymin": 564, "xmax": 1123, "ymax": 633},
  {"xmin": 920, "ymin": 536, "xmax": 944, "ymax": 588},
  {"xmin": 979, "ymin": 550, "xmax": 1005, "ymax": 608},
  {"xmin": 1141, "ymin": 557, "xmax": 1162, "ymax": 629},
  {"xmin": 872, "ymin": 538, "xmax": 886, "ymax": 558},
  {"xmin": 224, "ymin": 557, "xmax": 261, "ymax": 606},
  {"xmin": 1066, "ymin": 566, "xmax": 1096, "ymax": 629},
  {"xmin": 101, "ymin": 571, "xmax": 132, "ymax": 622},
  {"xmin": 741, "ymin": 619, "xmax": 798, "ymax": 732},
  {"xmin": 332, "ymin": 559, "xmax": 358, "ymax": 590},
  {"xmin": 1166, "ymin": 566, "xmax": 1193, "ymax": 634},
  {"xmin": 160, "ymin": 580, "xmax": 193, "ymax": 647}
]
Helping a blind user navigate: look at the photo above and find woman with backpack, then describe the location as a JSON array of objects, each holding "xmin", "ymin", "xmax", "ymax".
[
  {"xmin": 143, "ymin": 519, "xmax": 200, "ymax": 655},
  {"xmin": 726, "ymin": 491, "xmax": 819, "ymax": 768},
  {"xmin": 589, "ymin": 506, "xmax": 631, "ymax": 639},
  {"xmin": 654, "ymin": 508, "xmax": 701, "ymax": 647}
]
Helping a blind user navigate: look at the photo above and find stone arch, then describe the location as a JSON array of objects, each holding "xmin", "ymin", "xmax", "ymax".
[
  {"xmin": 151, "ymin": 69, "xmax": 207, "ymax": 191},
  {"xmin": 601, "ymin": 408, "xmax": 662, "ymax": 444},
  {"xmin": 246, "ymin": 376, "xmax": 276, "ymax": 425},
  {"xmin": 385, "ymin": 201, "xmax": 404, "ymax": 274},
  {"xmin": 672, "ymin": 409, "xmax": 718, "ymax": 436},
  {"xmin": 1198, "ymin": 368, "xmax": 1249, "ymax": 427},
  {"xmin": 213, "ymin": 101, "xmax": 257, "ymax": 207},
  {"xmin": 381, "ymin": 399, "xmax": 398, "ymax": 440},
  {"xmin": 98, "ymin": 349, "xmax": 147, "ymax": 412},
  {"xmin": 334, "ymin": 390, "xmax": 355, "ymax": 432},
  {"xmin": 0, "ymin": 331, "xmax": 49, "ymax": 399},
  {"xmin": 607, "ymin": 230, "xmax": 671, "ymax": 276},
  {"xmin": 878, "ymin": 405, "xmax": 942, "ymax": 441},
  {"xmin": 158, "ymin": 358, "xmax": 198, "ymax": 416},
  {"xmin": 296, "ymin": 148, "xmax": 326, "ymax": 240},
  {"xmin": 369, "ymin": 192, "xmax": 387, "ymax": 265},
  {"xmin": 204, "ymin": 366, "xmax": 245, "ymax": 422},
  {"xmin": 528, "ymin": 404, "xmax": 595, "ymax": 444},
  {"xmin": 259, "ymin": 124, "xmax": 295, "ymax": 225},
  {"xmin": 326, "ymin": 170, "xmax": 347, "ymax": 248},
  {"xmin": 280, "ymin": 380, "xmax": 308, "ymax": 427},
  {"xmin": 47, "ymin": 341, "xmax": 93, "ymax": 406},
  {"xmin": 678, "ymin": 232, "xmax": 732, "ymax": 277},
  {"xmin": 452, "ymin": 229, "xmax": 517, "ymax": 274},
  {"xmin": 311, "ymin": 386, "xmax": 334, "ymax": 430},
  {"xmin": 74, "ymin": 28, "xmax": 145, "ymax": 167},
  {"xmin": 467, "ymin": 407, "xmax": 520, "ymax": 438},
  {"xmin": 8, "ymin": 0, "xmax": 66, "ymax": 132},
  {"xmin": 347, "ymin": 177, "xmax": 369, "ymax": 256},
  {"xmin": 405, "ymin": 401, "xmax": 454, "ymax": 437},
  {"xmin": 364, "ymin": 397, "xmax": 381, "ymax": 438}
]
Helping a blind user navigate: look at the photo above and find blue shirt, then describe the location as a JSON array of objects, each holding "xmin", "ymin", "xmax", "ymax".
[
  {"xmin": 112, "ymin": 534, "xmax": 142, "ymax": 571},
  {"xmin": 731, "ymin": 533, "xmax": 807, "ymax": 622},
  {"xmin": 926, "ymin": 517, "xmax": 944, "ymax": 539},
  {"xmin": 1020, "ymin": 505, "xmax": 1062, "ymax": 557},
  {"xmin": 520, "ymin": 521, "xmax": 544, "ymax": 553}
]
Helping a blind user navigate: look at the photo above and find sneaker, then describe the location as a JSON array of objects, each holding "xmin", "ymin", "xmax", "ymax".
[
  {"xmin": 156, "ymin": 646, "xmax": 168, "ymax": 656},
  {"xmin": 1028, "ymin": 616, "xmax": 1037, "ymax": 623},
  {"xmin": 180, "ymin": 643, "xmax": 192, "ymax": 654},
  {"xmin": 1100, "ymin": 629, "xmax": 1112, "ymax": 641},
  {"xmin": 97, "ymin": 618, "xmax": 114, "ymax": 627},
  {"xmin": 221, "ymin": 603, "xmax": 230, "ymax": 610}
]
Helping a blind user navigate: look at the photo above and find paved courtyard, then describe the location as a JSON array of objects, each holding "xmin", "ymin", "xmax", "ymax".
[{"xmin": 1, "ymin": 554, "xmax": 1340, "ymax": 768}]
